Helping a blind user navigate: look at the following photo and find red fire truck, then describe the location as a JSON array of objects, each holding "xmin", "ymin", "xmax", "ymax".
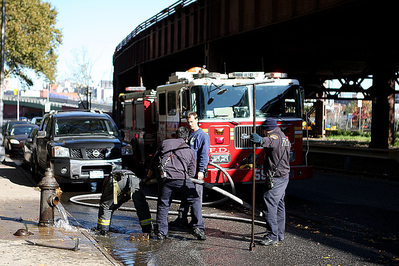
[{"xmin": 119, "ymin": 68, "xmax": 313, "ymax": 186}]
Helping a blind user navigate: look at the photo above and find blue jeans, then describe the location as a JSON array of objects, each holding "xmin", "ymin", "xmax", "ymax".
[
  {"xmin": 262, "ymin": 176, "xmax": 289, "ymax": 241},
  {"xmin": 157, "ymin": 178, "xmax": 204, "ymax": 235}
]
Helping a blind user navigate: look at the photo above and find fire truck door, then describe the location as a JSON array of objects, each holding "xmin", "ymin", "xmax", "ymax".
[
  {"xmin": 124, "ymin": 101, "xmax": 133, "ymax": 129},
  {"xmin": 166, "ymin": 90, "xmax": 179, "ymax": 138},
  {"xmin": 180, "ymin": 87, "xmax": 190, "ymax": 122}
]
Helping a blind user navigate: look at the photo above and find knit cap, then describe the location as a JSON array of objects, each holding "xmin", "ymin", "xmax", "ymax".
[{"xmin": 262, "ymin": 118, "xmax": 278, "ymax": 131}]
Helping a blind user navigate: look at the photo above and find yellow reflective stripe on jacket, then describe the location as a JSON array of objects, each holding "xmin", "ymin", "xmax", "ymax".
[
  {"xmin": 98, "ymin": 218, "xmax": 111, "ymax": 226},
  {"xmin": 139, "ymin": 218, "xmax": 152, "ymax": 226},
  {"xmin": 113, "ymin": 177, "xmax": 121, "ymax": 204}
]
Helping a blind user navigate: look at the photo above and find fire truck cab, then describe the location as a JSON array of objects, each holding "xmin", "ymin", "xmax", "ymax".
[
  {"xmin": 121, "ymin": 69, "xmax": 313, "ymax": 184},
  {"xmin": 120, "ymin": 88, "xmax": 157, "ymax": 170}
]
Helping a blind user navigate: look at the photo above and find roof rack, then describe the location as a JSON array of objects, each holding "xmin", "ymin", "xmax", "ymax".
[{"xmin": 47, "ymin": 109, "xmax": 104, "ymax": 115}]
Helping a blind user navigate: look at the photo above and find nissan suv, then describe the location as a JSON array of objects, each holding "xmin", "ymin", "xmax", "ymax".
[{"xmin": 33, "ymin": 110, "xmax": 132, "ymax": 184}]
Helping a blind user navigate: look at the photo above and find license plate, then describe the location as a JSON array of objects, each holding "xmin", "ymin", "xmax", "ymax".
[{"xmin": 90, "ymin": 170, "xmax": 104, "ymax": 179}]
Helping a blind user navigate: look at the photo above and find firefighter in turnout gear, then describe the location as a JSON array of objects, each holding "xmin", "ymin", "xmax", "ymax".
[{"xmin": 97, "ymin": 169, "xmax": 153, "ymax": 235}]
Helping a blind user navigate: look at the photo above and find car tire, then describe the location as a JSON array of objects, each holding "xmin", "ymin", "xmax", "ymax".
[{"xmin": 31, "ymin": 155, "xmax": 40, "ymax": 180}]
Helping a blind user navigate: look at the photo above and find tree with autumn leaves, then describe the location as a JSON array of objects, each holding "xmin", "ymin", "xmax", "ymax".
[
  {"xmin": 345, "ymin": 100, "xmax": 372, "ymax": 129},
  {"xmin": 1, "ymin": 0, "xmax": 62, "ymax": 87}
]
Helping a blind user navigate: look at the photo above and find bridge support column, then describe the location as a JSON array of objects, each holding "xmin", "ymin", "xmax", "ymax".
[
  {"xmin": 113, "ymin": 73, "xmax": 123, "ymax": 127},
  {"xmin": 369, "ymin": 60, "xmax": 396, "ymax": 149}
]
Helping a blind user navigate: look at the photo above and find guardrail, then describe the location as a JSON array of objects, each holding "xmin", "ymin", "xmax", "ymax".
[
  {"xmin": 3, "ymin": 95, "xmax": 111, "ymax": 113},
  {"xmin": 114, "ymin": 0, "xmax": 196, "ymax": 54},
  {"xmin": 307, "ymin": 141, "xmax": 399, "ymax": 162},
  {"xmin": 305, "ymin": 140, "xmax": 399, "ymax": 179}
]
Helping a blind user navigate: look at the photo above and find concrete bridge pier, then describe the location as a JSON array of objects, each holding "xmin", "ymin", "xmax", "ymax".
[{"xmin": 369, "ymin": 58, "xmax": 396, "ymax": 149}]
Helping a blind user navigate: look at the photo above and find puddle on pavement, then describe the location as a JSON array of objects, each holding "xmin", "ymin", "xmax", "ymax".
[
  {"xmin": 62, "ymin": 194, "xmax": 162, "ymax": 265},
  {"xmin": 96, "ymin": 232, "xmax": 156, "ymax": 265}
]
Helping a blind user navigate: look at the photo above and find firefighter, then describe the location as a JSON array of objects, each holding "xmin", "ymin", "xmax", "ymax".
[
  {"xmin": 145, "ymin": 127, "xmax": 206, "ymax": 240},
  {"xmin": 97, "ymin": 169, "xmax": 153, "ymax": 235},
  {"xmin": 250, "ymin": 118, "xmax": 291, "ymax": 246}
]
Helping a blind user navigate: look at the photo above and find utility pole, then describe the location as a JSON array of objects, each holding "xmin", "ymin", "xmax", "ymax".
[
  {"xmin": 0, "ymin": 0, "xmax": 5, "ymax": 132},
  {"xmin": 0, "ymin": 0, "xmax": 5, "ymax": 163}
]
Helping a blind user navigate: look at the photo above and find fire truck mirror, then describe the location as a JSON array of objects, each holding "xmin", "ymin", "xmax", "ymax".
[
  {"xmin": 208, "ymin": 97, "xmax": 214, "ymax": 105},
  {"xmin": 217, "ymin": 88, "xmax": 228, "ymax": 95}
]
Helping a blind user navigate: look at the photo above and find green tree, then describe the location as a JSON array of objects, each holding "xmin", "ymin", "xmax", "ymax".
[{"xmin": 2, "ymin": 0, "xmax": 62, "ymax": 87}]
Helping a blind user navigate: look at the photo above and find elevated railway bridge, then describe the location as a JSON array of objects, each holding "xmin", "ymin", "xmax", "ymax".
[
  {"xmin": 2, "ymin": 95, "xmax": 112, "ymax": 120},
  {"xmin": 112, "ymin": 0, "xmax": 399, "ymax": 149}
]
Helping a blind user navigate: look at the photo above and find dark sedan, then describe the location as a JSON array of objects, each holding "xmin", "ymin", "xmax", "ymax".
[
  {"xmin": 5, "ymin": 124, "xmax": 38, "ymax": 155},
  {"xmin": 23, "ymin": 126, "xmax": 39, "ymax": 168}
]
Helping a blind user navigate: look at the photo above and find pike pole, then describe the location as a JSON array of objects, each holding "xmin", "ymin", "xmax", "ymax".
[
  {"xmin": 249, "ymin": 84, "xmax": 257, "ymax": 251},
  {"xmin": 233, "ymin": 80, "xmax": 274, "ymax": 251}
]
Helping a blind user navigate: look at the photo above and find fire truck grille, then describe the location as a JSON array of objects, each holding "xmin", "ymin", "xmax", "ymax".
[{"xmin": 234, "ymin": 125, "xmax": 263, "ymax": 149}]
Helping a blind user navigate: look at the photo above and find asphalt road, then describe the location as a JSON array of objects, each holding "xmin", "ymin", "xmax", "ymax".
[{"xmin": 11, "ymin": 155, "xmax": 399, "ymax": 266}]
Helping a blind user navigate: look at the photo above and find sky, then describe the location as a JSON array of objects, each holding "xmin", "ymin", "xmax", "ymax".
[{"xmin": 17, "ymin": 0, "xmax": 175, "ymax": 90}]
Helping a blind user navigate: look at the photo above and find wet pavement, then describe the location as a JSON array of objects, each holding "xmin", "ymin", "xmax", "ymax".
[
  {"xmin": 1, "ymin": 155, "xmax": 399, "ymax": 266},
  {"xmin": 0, "ymin": 156, "xmax": 121, "ymax": 266}
]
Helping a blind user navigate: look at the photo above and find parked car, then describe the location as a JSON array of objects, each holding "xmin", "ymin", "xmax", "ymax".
[
  {"xmin": 23, "ymin": 126, "xmax": 39, "ymax": 170},
  {"xmin": 33, "ymin": 110, "xmax": 133, "ymax": 185},
  {"xmin": 2, "ymin": 120, "xmax": 29, "ymax": 137},
  {"xmin": 31, "ymin": 117, "xmax": 43, "ymax": 126},
  {"xmin": 4, "ymin": 124, "xmax": 39, "ymax": 155}
]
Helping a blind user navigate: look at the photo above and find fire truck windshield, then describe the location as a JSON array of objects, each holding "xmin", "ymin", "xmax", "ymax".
[
  {"xmin": 190, "ymin": 84, "xmax": 301, "ymax": 119},
  {"xmin": 191, "ymin": 85, "xmax": 250, "ymax": 119},
  {"xmin": 256, "ymin": 84, "xmax": 301, "ymax": 118}
]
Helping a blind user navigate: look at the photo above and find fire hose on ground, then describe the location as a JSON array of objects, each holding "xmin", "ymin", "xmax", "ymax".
[{"xmin": 69, "ymin": 176, "xmax": 266, "ymax": 226}]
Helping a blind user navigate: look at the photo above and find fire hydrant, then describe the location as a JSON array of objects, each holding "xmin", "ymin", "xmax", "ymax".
[{"xmin": 38, "ymin": 168, "xmax": 61, "ymax": 226}]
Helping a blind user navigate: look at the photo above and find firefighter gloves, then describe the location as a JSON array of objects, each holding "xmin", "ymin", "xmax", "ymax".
[{"xmin": 250, "ymin": 133, "xmax": 263, "ymax": 144}]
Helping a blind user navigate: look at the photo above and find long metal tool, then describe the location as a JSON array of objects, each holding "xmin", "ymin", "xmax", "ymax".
[
  {"xmin": 232, "ymin": 80, "xmax": 274, "ymax": 251},
  {"xmin": 26, "ymin": 238, "xmax": 80, "ymax": 251},
  {"xmin": 249, "ymin": 84, "xmax": 257, "ymax": 251}
]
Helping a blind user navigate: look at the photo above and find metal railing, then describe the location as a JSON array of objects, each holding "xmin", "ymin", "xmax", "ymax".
[
  {"xmin": 114, "ymin": 0, "xmax": 197, "ymax": 55},
  {"xmin": 3, "ymin": 95, "xmax": 112, "ymax": 112}
]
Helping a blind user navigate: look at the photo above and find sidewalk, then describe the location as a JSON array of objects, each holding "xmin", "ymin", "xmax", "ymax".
[{"xmin": 0, "ymin": 156, "xmax": 121, "ymax": 266}]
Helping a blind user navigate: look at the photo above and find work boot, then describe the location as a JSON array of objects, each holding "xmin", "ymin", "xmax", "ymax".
[
  {"xmin": 142, "ymin": 223, "xmax": 155, "ymax": 238},
  {"xmin": 169, "ymin": 212, "xmax": 188, "ymax": 228},
  {"xmin": 192, "ymin": 228, "xmax": 206, "ymax": 240},
  {"xmin": 93, "ymin": 227, "xmax": 108, "ymax": 236},
  {"xmin": 259, "ymin": 236, "xmax": 278, "ymax": 246},
  {"xmin": 156, "ymin": 232, "xmax": 167, "ymax": 240}
]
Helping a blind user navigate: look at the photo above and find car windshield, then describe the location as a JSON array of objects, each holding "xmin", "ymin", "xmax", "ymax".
[
  {"xmin": 55, "ymin": 118, "xmax": 120, "ymax": 137},
  {"xmin": 10, "ymin": 125, "xmax": 36, "ymax": 136}
]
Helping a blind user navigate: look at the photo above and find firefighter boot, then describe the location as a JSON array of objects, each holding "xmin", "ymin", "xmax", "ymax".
[
  {"xmin": 141, "ymin": 223, "xmax": 155, "ymax": 237},
  {"xmin": 169, "ymin": 211, "xmax": 188, "ymax": 228}
]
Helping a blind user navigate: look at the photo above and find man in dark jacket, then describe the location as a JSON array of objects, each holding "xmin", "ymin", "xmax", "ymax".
[
  {"xmin": 145, "ymin": 127, "xmax": 206, "ymax": 240},
  {"xmin": 250, "ymin": 118, "xmax": 291, "ymax": 246}
]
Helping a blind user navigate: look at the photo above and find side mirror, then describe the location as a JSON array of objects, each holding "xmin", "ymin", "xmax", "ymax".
[
  {"xmin": 120, "ymin": 129, "xmax": 125, "ymax": 139},
  {"xmin": 37, "ymin": 131, "xmax": 46, "ymax": 139}
]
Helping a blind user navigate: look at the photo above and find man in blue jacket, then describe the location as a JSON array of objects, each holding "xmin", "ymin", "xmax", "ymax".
[
  {"xmin": 171, "ymin": 112, "xmax": 210, "ymax": 229},
  {"xmin": 145, "ymin": 127, "xmax": 206, "ymax": 240}
]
